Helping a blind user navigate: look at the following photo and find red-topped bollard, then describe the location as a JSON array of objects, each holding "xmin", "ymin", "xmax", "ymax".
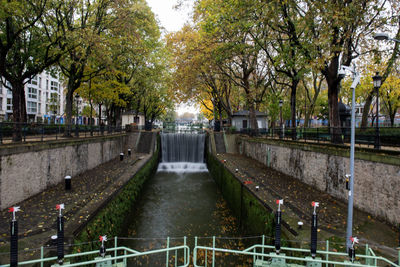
[
  {"xmin": 56, "ymin": 204, "xmax": 65, "ymax": 265},
  {"xmin": 9, "ymin": 206, "xmax": 20, "ymax": 267},
  {"xmin": 275, "ymin": 199, "xmax": 283, "ymax": 254},
  {"xmin": 310, "ymin": 201, "xmax": 319, "ymax": 258},
  {"xmin": 349, "ymin": 236, "xmax": 359, "ymax": 262},
  {"xmin": 99, "ymin": 235, "xmax": 107, "ymax": 257}
]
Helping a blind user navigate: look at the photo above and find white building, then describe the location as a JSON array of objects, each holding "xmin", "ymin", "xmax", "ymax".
[
  {"xmin": 231, "ymin": 110, "xmax": 269, "ymax": 130},
  {"xmin": 0, "ymin": 71, "xmax": 65, "ymax": 123}
]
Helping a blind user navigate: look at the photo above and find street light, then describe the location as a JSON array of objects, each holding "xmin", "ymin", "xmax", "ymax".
[
  {"xmin": 279, "ymin": 100, "xmax": 283, "ymax": 139},
  {"xmin": 372, "ymin": 72, "xmax": 382, "ymax": 150},
  {"xmin": 338, "ymin": 64, "xmax": 360, "ymax": 252},
  {"xmin": 75, "ymin": 93, "xmax": 80, "ymax": 137},
  {"xmin": 373, "ymin": 32, "xmax": 400, "ymax": 43}
]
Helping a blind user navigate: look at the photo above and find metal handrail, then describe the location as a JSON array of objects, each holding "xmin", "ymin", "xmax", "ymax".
[{"xmin": 193, "ymin": 238, "xmax": 399, "ymax": 267}]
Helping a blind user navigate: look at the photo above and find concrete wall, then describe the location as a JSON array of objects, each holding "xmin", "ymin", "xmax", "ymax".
[
  {"xmin": 0, "ymin": 133, "xmax": 142, "ymax": 210},
  {"xmin": 238, "ymin": 138, "xmax": 400, "ymax": 225}
]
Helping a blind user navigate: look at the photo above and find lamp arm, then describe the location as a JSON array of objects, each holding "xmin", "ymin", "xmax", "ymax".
[
  {"xmin": 389, "ymin": 38, "xmax": 400, "ymax": 43},
  {"xmin": 350, "ymin": 73, "xmax": 360, "ymax": 89}
]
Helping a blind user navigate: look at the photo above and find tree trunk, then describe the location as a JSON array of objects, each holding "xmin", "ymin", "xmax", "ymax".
[
  {"xmin": 324, "ymin": 57, "xmax": 343, "ymax": 144},
  {"xmin": 244, "ymin": 80, "xmax": 258, "ymax": 135},
  {"xmin": 290, "ymin": 81, "xmax": 298, "ymax": 140},
  {"xmin": 11, "ymin": 81, "xmax": 27, "ymax": 142},
  {"xmin": 360, "ymin": 92, "xmax": 373, "ymax": 128},
  {"xmin": 64, "ymin": 87, "xmax": 74, "ymax": 137}
]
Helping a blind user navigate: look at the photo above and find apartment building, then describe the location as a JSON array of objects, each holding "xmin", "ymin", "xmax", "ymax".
[{"xmin": 0, "ymin": 71, "xmax": 65, "ymax": 123}]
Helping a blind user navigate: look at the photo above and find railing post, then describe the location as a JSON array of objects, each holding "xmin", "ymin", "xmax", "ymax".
[
  {"xmin": 114, "ymin": 236, "xmax": 117, "ymax": 265},
  {"xmin": 40, "ymin": 246, "xmax": 44, "ymax": 267},
  {"xmin": 194, "ymin": 236, "xmax": 198, "ymax": 266},
  {"xmin": 166, "ymin": 237, "xmax": 170, "ymax": 267},
  {"xmin": 325, "ymin": 240, "xmax": 329, "ymax": 267},
  {"xmin": 262, "ymin": 234, "xmax": 265, "ymax": 262},
  {"xmin": 212, "ymin": 236, "xmax": 215, "ymax": 267},
  {"xmin": 365, "ymin": 244, "xmax": 370, "ymax": 265},
  {"xmin": 184, "ymin": 236, "xmax": 187, "ymax": 265}
]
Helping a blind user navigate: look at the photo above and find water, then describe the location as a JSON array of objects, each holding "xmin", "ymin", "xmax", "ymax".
[
  {"xmin": 161, "ymin": 133, "xmax": 205, "ymax": 162},
  {"xmin": 120, "ymin": 133, "xmax": 245, "ymax": 265}
]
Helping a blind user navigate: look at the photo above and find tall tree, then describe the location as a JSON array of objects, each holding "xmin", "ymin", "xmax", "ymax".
[
  {"xmin": 0, "ymin": 0, "xmax": 65, "ymax": 141},
  {"xmin": 305, "ymin": 0, "xmax": 386, "ymax": 143}
]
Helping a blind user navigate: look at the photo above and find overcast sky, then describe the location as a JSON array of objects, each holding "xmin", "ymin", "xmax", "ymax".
[{"xmin": 146, "ymin": 0, "xmax": 198, "ymax": 116}]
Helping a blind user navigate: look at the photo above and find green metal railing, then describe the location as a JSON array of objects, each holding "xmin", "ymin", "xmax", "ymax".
[
  {"xmin": 193, "ymin": 236, "xmax": 400, "ymax": 267},
  {"xmin": 0, "ymin": 237, "xmax": 190, "ymax": 267},
  {"xmin": 1, "ymin": 236, "xmax": 399, "ymax": 266}
]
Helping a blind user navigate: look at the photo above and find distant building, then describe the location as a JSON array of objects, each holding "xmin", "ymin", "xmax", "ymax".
[
  {"xmin": 0, "ymin": 71, "xmax": 65, "ymax": 123},
  {"xmin": 121, "ymin": 111, "xmax": 145, "ymax": 128},
  {"xmin": 232, "ymin": 110, "xmax": 268, "ymax": 130}
]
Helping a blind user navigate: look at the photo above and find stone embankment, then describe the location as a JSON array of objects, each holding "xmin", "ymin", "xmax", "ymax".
[{"xmin": 0, "ymin": 131, "xmax": 157, "ymax": 264}]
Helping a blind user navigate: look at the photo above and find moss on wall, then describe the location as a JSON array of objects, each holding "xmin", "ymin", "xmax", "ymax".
[
  {"xmin": 72, "ymin": 136, "xmax": 160, "ymax": 254},
  {"xmin": 206, "ymin": 150, "xmax": 274, "ymax": 237}
]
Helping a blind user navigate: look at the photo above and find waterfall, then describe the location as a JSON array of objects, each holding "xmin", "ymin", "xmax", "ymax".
[{"xmin": 159, "ymin": 133, "xmax": 207, "ymax": 173}]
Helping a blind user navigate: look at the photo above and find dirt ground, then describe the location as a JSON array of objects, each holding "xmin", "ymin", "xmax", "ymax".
[{"xmin": 0, "ymin": 152, "xmax": 149, "ymax": 263}]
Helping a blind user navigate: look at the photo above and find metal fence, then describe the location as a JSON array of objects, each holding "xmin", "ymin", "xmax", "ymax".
[
  {"xmin": 224, "ymin": 126, "xmax": 400, "ymax": 148},
  {"xmin": 0, "ymin": 122, "xmax": 127, "ymax": 144}
]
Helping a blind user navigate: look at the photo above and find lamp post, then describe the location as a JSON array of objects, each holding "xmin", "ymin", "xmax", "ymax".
[
  {"xmin": 338, "ymin": 64, "xmax": 361, "ymax": 252},
  {"xmin": 75, "ymin": 93, "xmax": 80, "ymax": 137},
  {"xmin": 279, "ymin": 100, "xmax": 283, "ymax": 139},
  {"xmin": 372, "ymin": 72, "xmax": 382, "ymax": 149}
]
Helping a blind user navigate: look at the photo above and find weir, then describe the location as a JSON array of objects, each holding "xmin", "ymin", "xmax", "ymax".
[{"xmin": 160, "ymin": 133, "xmax": 205, "ymax": 163}]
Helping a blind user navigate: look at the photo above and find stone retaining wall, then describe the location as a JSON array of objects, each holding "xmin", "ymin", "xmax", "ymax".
[
  {"xmin": 0, "ymin": 133, "xmax": 142, "ymax": 210},
  {"xmin": 238, "ymin": 137, "xmax": 400, "ymax": 225}
]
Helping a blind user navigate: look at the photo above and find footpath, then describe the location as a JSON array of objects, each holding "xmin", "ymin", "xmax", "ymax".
[
  {"xmin": 0, "ymin": 152, "xmax": 151, "ymax": 264},
  {"xmin": 214, "ymin": 153, "xmax": 399, "ymax": 260}
]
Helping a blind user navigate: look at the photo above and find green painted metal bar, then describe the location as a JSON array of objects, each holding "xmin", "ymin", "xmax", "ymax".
[
  {"xmin": 365, "ymin": 244, "xmax": 369, "ymax": 265},
  {"xmin": 175, "ymin": 249, "xmax": 178, "ymax": 267},
  {"xmin": 325, "ymin": 240, "xmax": 329, "ymax": 267},
  {"xmin": 212, "ymin": 236, "xmax": 215, "ymax": 267},
  {"xmin": 193, "ymin": 244, "xmax": 399, "ymax": 267},
  {"xmin": 114, "ymin": 236, "xmax": 118, "ymax": 265},
  {"xmin": 166, "ymin": 237, "xmax": 170, "ymax": 267},
  {"xmin": 123, "ymin": 249, "xmax": 127, "ymax": 266},
  {"xmin": 369, "ymin": 247, "xmax": 377, "ymax": 266},
  {"xmin": 184, "ymin": 236, "xmax": 187, "ymax": 265},
  {"xmin": 40, "ymin": 246, "xmax": 44, "ymax": 267},
  {"xmin": 262, "ymin": 235, "xmax": 265, "ymax": 261},
  {"xmin": 1, "ymin": 245, "xmax": 190, "ymax": 267},
  {"xmin": 205, "ymin": 249, "xmax": 207, "ymax": 267}
]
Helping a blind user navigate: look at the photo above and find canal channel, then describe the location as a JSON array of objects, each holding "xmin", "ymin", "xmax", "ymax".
[{"xmin": 119, "ymin": 133, "xmax": 249, "ymax": 265}]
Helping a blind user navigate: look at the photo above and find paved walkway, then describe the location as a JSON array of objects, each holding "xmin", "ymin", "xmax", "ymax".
[
  {"xmin": 0, "ymin": 152, "xmax": 151, "ymax": 263},
  {"xmin": 215, "ymin": 153, "xmax": 399, "ymax": 259}
]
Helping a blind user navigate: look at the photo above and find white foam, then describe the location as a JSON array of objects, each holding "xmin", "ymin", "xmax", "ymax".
[{"xmin": 157, "ymin": 162, "xmax": 208, "ymax": 173}]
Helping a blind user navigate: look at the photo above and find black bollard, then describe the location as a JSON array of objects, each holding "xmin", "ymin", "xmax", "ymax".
[
  {"xmin": 100, "ymin": 245, "xmax": 106, "ymax": 257},
  {"xmin": 348, "ymin": 247, "xmax": 355, "ymax": 262},
  {"xmin": 56, "ymin": 204, "xmax": 65, "ymax": 264},
  {"xmin": 128, "ymin": 149, "xmax": 131, "ymax": 156},
  {"xmin": 120, "ymin": 153, "xmax": 124, "ymax": 161},
  {"xmin": 57, "ymin": 216, "xmax": 64, "ymax": 264},
  {"xmin": 9, "ymin": 206, "xmax": 20, "ymax": 267},
  {"xmin": 10, "ymin": 220, "xmax": 18, "ymax": 267},
  {"xmin": 310, "ymin": 202, "xmax": 319, "ymax": 258},
  {"xmin": 275, "ymin": 210, "xmax": 281, "ymax": 253},
  {"xmin": 65, "ymin": 176, "xmax": 71, "ymax": 191}
]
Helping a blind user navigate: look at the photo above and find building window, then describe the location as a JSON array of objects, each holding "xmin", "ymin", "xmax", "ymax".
[
  {"xmin": 28, "ymin": 87, "xmax": 37, "ymax": 99},
  {"xmin": 39, "ymin": 77, "xmax": 42, "ymax": 88},
  {"xmin": 7, "ymin": 98, "xmax": 12, "ymax": 111},
  {"xmin": 46, "ymin": 79, "xmax": 49, "ymax": 90},
  {"xmin": 27, "ymin": 101, "xmax": 37, "ymax": 113},
  {"xmin": 51, "ymin": 81, "xmax": 58, "ymax": 91},
  {"xmin": 46, "ymin": 92, "xmax": 48, "ymax": 102},
  {"xmin": 38, "ymin": 90, "xmax": 41, "ymax": 101},
  {"xmin": 29, "ymin": 76, "xmax": 38, "ymax": 85},
  {"xmin": 38, "ymin": 103, "xmax": 41, "ymax": 114},
  {"xmin": 0, "ymin": 97, "xmax": 2, "ymax": 110},
  {"xmin": 134, "ymin": 116, "xmax": 140, "ymax": 124}
]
